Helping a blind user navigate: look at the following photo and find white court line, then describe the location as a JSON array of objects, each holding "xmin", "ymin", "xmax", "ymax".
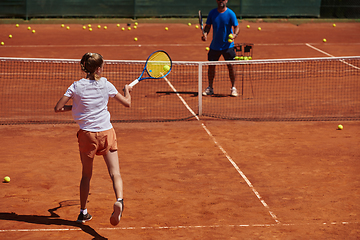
[
  {"xmin": 163, "ymin": 76, "xmax": 280, "ymax": 224},
  {"xmin": 0, "ymin": 221, "xmax": 358, "ymax": 233},
  {"xmin": 306, "ymin": 43, "xmax": 360, "ymax": 70}
]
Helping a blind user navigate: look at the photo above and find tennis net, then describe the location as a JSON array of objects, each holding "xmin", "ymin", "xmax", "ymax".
[{"xmin": 0, "ymin": 56, "xmax": 359, "ymax": 124}]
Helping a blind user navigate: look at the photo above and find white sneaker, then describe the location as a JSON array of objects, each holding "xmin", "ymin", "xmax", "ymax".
[
  {"xmin": 230, "ymin": 87, "xmax": 239, "ymax": 97},
  {"xmin": 202, "ymin": 86, "xmax": 214, "ymax": 96},
  {"xmin": 110, "ymin": 200, "xmax": 123, "ymax": 226}
]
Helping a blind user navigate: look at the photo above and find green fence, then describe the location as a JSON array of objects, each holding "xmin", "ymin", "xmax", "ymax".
[{"xmin": 0, "ymin": 0, "xmax": 358, "ymax": 19}]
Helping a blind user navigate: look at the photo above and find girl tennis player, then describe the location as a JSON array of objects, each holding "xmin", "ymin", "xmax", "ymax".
[{"xmin": 54, "ymin": 52, "xmax": 131, "ymax": 225}]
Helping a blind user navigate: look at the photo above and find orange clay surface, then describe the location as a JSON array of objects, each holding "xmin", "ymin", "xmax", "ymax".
[{"xmin": 0, "ymin": 20, "xmax": 360, "ymax": 239}]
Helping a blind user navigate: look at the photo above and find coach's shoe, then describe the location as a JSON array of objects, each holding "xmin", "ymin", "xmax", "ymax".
[
  {"xmin": 110, "ymin": 199, "xmax": 124, "ymax": 226},
  {"xmin": 76, "ymin": 213, "xmax": 92, "ymax": 223},
  {"xmin": 202, "ymin": 86, "xmax": 214, "ymax": 96},
  {"xmin": 230, "ymin": 87, "xmax": 239, "ymax": 97}
]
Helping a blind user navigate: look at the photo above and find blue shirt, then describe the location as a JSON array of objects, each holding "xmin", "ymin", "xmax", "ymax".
[{"xmin": 206, "ymin": 8, "xmax": 238, "ymax": 51}]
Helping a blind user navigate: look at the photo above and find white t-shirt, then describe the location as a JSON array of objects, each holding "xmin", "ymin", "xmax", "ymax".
[{"xmin": 64, "ymin": 77, "xmax": 118, "ymax": 132}]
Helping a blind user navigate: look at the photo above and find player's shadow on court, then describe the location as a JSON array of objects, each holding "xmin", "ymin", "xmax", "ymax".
[
  {"xmin": 156, "ymin": 91, "xmax": 198, "ymax": 97},
  {"xmin": 0, "ymin": 201, "xmax": 107, "ymax": 240}
]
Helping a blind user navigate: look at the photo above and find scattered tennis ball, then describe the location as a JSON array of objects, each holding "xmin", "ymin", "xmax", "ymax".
[
  {"xmin": 165, "ymin": 27, "xmax": 168, "ymax": 31},
  {"xmin": 323, "ymin": 38, "xmax": 327, "ymax": 43},
  {"xmin": 133, "ymin": 26, "xmax": 137, "ymax": 29},
  {"xmin": 32, "ymin": 30, "xmax": 35, "ymax": 33},
  {"xmin": 1, "ymin": 42, "xmax": 4, "ymax": 46},
  {"xmin": 338, "ymin": 124, "xmax": 343, "ymax": 130},
  {"xmin": 117, "ymin": 24, "xmax": 120, "ymax": 27},
  {"xmin": 27, "ymin": 26, "xmax": 31, "ymax": 30},
  {"xmin": 97, "ymin": 25, "xmax": 101, "ymax": 29},
  {"xmin": 4, "ymin": 176, "xmax": 10, "ymax": 183},
  {"xmin": 89, "ymin": 28, "xmax": 93, "ymax": 31},
  {"xmin": 83, "ymin": 26, "xmax": 86, "ymax": 30},
  {"xmin": 104, "ymin": 26, "xmax": 107, "ymax": 30},
  {"xmin": 9, "ymin": 34, "xmax": 12, "ymax": 38},
  {"xmin": 333, "ymin": 23, "xmax": 336, "ymax": 27},
  {"xmin": 258, "ymin": 27, "xmax": 261, "ymax": 31},
  {"xmin": 66, "ymin": 26, "xmax": 70, "ymax": 30},
  {"xmin": 247, "ymin": 25, "xmax": 250, "ymax": 28},
  {"xmin": 135, "ymin": 22, "xmax": 138, "ymax": 26},
  {"xmin": 128, "ymin": 27, "xmax": 131, "ymax": 30},
  {"xmin": 188, "ymin": 23, "xmax": 191, "ymax": 26},
  {"xmin": 205, "ymin": 47, "xmax": 209, "ymax": 51},
  {"xmin": 16, "ymin": 24, "xmax": 19, "ymax": 27},
  {"xmin": 163, "ymin": 65, "xmax": 170, "ymax": 72},
  {"xmin": 134, "ymin": 37, "xmax": 138, "ymax": 41},
  {"xmin": 88, "ymin": 24, "xmax": 92, "ymax": 28},
  {"xmin": 121, "ymin": 27, "xmax": 125, "ymax": 31},
  {"xmin": 61, "ymin": 24, "xmax": 65, "ymax": 28},
  {"xmin": 195, "ymin": 25, "xmax": 199, "ymax": 29}
]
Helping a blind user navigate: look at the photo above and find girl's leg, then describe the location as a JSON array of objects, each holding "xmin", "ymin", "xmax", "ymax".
[
  {"xmin": 103, "ymin": 150, "xmax": 123, "ymax": 199},
  {"xmin": 80, "ymin": 152, "xmax": 94, "ymax": 210},
  {"xmin": 103, "ymin": 150, "xmax": 124, "ymax": 226}
]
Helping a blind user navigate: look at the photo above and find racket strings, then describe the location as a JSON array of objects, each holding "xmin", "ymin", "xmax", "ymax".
[{"xmin": 146, "ymin": 52, "xmax": 171, "ymax": 78}]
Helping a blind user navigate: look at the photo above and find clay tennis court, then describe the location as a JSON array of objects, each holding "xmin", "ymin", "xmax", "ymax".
[{"xmin": 0, "ymin": 19, "xmax": 360, "ymax": 239}]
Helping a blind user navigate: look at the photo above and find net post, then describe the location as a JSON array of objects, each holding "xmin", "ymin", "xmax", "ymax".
[{"xmin": 198, "ymin": 62, "xmax": 202, "ymax": 117}]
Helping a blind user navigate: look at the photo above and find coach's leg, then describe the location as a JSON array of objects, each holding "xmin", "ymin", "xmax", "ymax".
[{"xmin": 208, "ymin": 65, "xmax": 215, "ymax": 88}]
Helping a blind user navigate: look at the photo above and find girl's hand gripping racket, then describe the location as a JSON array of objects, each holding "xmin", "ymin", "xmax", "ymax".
[{"xmin": 129, "ymin": 50, "xmax": 172, "ymax": 87}]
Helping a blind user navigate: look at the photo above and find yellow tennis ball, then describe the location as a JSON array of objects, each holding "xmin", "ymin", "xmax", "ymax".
[
  {"xmin": 205, "ymin": 47, "xmax": 209, "ymax": 51},
  {"xmin": 121, "ymin": 27, "xmax": 125, "ymax": 31},
  {"xmin": 188, "ymin": 23, "xmax": 191, "ymax": 26},
  {"xmin": 163, "ymin": 65, "xmax": 170, "ymax": 72},
  {"xmin": 9, "ymin": 34, "xmax": 12, "ymax": 38},
  {"xmin": 333, "ymin": 23, "xmax": 336, "ymax": 27},
  {"xmin": 89, "ymin": 28, "xmax": 93, "ymax": 31},
  {"xmin": 135, "ymin": 22, "xmax": 138, "ymax": 26},
  {"xmin": 133, "ymin": 26, "xmax": 137, "ymax": 29},
  {"xmin": 323, "ymin": 38, "xmax": 327, "ymax": 43},
  {"xmin": 66, "ymin": 26, "xmax": 70, "ymax": 30},
  {"xmin": 97, "ymin": 25, "xmax": 101, "ymax": 29},
  {"xmin": 128, "ymin": 27, "xmax": 131, "ymax": 30},
  {"xmin": 61, "ymin": 24, "xmax": 65, "ymax": 28},
  {"xmin": 1, "ymin": 42, "xmax": 4, "ymax": 46},
  {"xmin": 247, "ymin": 25, "xmax": 250, "ymax": 28},
  {"xmin": 16, "ymin": 24, "xmax": 19, "ymax": 27},
  {"xmin": 165, "ymin": 27, "xmax": 168, "ymax": 31},
  {"xmin": 88, "ymin": 24, "xmax": 92, "ymax": 28},
  {"xmin": 134, "ymin": 37, "xmax": 138, "ymax": 41},
  {"xmin": 338, "ymin": 124, "xmax": 343, "ymax": 130},
  {"xmin": 258, "ymin": 27, "xmax": 261, "ymax": 31},
  {"xmin": 4, "ymin": 176, "xmax": 10, "ymax": 183},
  {"xmin": 27, "ymin": 26, "xmax": 31, "ymax": 30},
  {"xmin": 104, "ymin": 26, "xmax": 108, "ymax": 30},
  {"xmin": 117, "ymin": 24, "xmax": 120, "ymax": 27},
  {"xmin": 83, "ymin": 26, "xmax": 86, "ymax": 29},
  {"xmin": 32, "ymin": 30, "xmax": 35, "ymax": 33},
  {"xmin": 228, "ymin": 38, "xmax": 233, "ymax": 43}
]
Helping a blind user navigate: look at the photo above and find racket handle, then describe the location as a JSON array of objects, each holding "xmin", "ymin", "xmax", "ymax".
[{"xmin": 129, "ymin": 79, "xmax": 139, "ymax": 87}]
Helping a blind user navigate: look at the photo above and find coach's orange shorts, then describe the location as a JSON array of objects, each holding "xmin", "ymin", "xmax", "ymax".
[{"xmin": 77, "ymin": 128, "xmax": 118, "ymax": 158}]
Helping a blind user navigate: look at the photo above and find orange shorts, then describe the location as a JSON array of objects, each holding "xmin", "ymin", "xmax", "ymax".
[{"xmin": 77, "ymin": 128, "xmax": 118, "ymax": 158}]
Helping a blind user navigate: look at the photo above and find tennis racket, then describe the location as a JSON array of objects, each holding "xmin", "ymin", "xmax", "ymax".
[
  {"xmin": 129, "ymin": 50, "xmax": 172, "ymax": 87},
  {"xmin": 198, "ymin": 10, "xmax": 204, "ymax": 34}
]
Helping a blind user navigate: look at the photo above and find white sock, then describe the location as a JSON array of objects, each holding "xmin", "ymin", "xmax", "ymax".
[
  {"xmin": 80, "ymin": 208, "xmax": 87, "ymax": 215},
  {"xmin": 117, "ymin": 198, "xmax": 123, "ymax": 202}
]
